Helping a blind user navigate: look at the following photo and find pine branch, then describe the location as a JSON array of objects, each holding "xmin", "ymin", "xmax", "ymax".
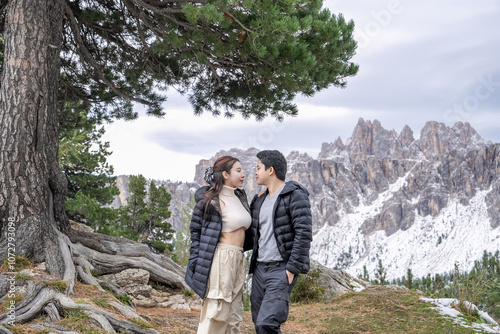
[
  {"xmin": 223, "ymin": 11, "xmax": 254, "ymax": 33},
  {"xmin": 60, "ymin": 0, "xmax": 155, "ymax": 107}
]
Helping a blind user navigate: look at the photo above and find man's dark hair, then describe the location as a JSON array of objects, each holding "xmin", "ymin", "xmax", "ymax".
[{"xmin": 257, "ymin": 150, "xmax": 287, "ymax": 181}]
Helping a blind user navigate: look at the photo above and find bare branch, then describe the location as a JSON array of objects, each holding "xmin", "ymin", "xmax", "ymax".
[{"xmin": 223, "ymin": 11, "xmax": 255, "ymax": 33}]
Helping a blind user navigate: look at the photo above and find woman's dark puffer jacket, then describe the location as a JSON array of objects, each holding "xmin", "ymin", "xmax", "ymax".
[
  {"xmin": 185, "ymin": 186, "xmax": 250, "ymax": 299},
  {"xmin": 246, "ymin": 181, "xmax": 313, "ymax": 275}
]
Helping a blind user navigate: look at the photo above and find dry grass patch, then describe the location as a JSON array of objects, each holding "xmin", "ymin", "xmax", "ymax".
[{"xmin": 292, "ymin": 286, "xmax": 486, "ymax": 334}]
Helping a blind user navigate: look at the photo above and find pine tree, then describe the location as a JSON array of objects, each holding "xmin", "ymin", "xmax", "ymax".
[
  {"xmin": 115, "ymin": 176, "xmax": 174, "ymax": 253},
  {"xmin": 362, "ymin": 265, "xmax": 370, "ymax": 281},
  {"xmin": 0, "ymin": 0, "xmax": 359, "ymax": 294},
  {"xmin": 59, "ymin": 109, "xmax": 119, "ymax": 229},
  {"xmin": 147, "ymin": 182, "xmax": 174, "ymax": 254},
  {"xmin": 406, "ymin": 268, "xmax": 413, "ymax": 290},
  {"xmin": 375, "ymin": 259, "xmax": 387, "ymax": 285},
  {"xmin": 118, "ymin": 175, "xmax": 150, "ymax": 239},
  {"xmin": 171, "ymin": 198, "xmax": 196, "ymax": 266}
]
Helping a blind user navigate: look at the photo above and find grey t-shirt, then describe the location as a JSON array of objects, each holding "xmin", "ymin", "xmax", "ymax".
[{"xmin": 257, "ymin": 185, "xmax": 285, "ymax": 262}]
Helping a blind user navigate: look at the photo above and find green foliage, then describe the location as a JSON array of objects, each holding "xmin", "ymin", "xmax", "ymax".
[
  {"xmin": 395, "ymin": 251, "xmax": 500, "ymax": 322},
  {"xmin": 34, "ymin": 330, "xmax": 50, "ymax": 334},
  {"xmin": 2, "ymin": 256, "xmax": 32, "ymax": 272},
  {"xmin": 374, "ymin": 259, "xmax": 387, "ymax": 285},
  {"xmin": 45, "ymin": 280, "xmax": 68, "ymax": 292},
  {"xmin": 361, "ymin": 265, "xmax": 369, "ymax": 281},
  {"xmin": 117, "ymin": 175, "xmax": 149, "ymax": 239},
  {"xmin": 170, "ymin": 198, "xmax": 195, "ymax": 266},
  {"xmin": 130, "ymin": 318, "xmax": 155, "ymax": 329},
  {"xmin": 59, "ymin": 308, "xmax": 109, "ymax": 333},
  {"xmin": 2, "ymin": 0, "xmax": 358, "ymax": 124},
  {"xmin": 2, "ymin": 292, "xmax": 24, "ymax": 308},
  {"xmin": 147, "ymin": 182, "xmax": 175, "ymax": 253},
  {"xmin": 15, "ymin": 272, "xmax": 31, "ymax": 281},
  {"xmin": 180, "ymin": 0, "xmax": 359, "ymax": 119},
  {"xmin": 291, "ymin": 268, "xmax": 326, "ymax": 303},
  {"xmin": 91, "ymin": 297, "xmax": 110, "ymax": 308},
  {"xmin": 243, "ymin": 289, "xmax": 251, "ymax": 312},
  {"xmin": 319, "ymin": 287, "xmax": 483, "ymax": 333},
  {"xmin": 183, "ymin": 289, "xmax": 194, "ymax": 297},
  {"xmin": 115, "ymin": 294, "xmax": 133, "ymax": 306},
  {"xmin": 116, "ymin": 176, "xmax": 174, "ymax": 253},
  {"xmin": 59, "ymin": 109, "xmax": 119, "ymax": 229},
  {"xmin": 3, "ymin": 326, "xmax": 23, "ymax": 334},
  {"xmin": 406, "ymin": 268, "xmax": 413, "ymax": 290}
]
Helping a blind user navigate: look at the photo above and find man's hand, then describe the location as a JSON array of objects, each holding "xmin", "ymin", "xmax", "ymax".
[{"xmin": 285, "ymin": 270, "xmax": 295, "ymax": 285}]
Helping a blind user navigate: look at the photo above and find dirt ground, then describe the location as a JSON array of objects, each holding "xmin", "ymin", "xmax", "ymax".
[{"xmin": 136, "ymin": 304, "xmax": 318, "ymax": 334}]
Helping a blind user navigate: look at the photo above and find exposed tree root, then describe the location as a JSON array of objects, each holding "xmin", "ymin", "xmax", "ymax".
[
  {"xmin": 0, "ymin": 282, "xmax": 160, "ymax": 333},
  {"xmin": 0, "ymin": 226, "xmax": 192, "ymax": 332},
  {"xmin": 0, "ymin": 325, "xmax": 13, "ymax": 334},
  {"xmin": 69, "ymin": 230, "xmax": 189, "ymax": 291}
]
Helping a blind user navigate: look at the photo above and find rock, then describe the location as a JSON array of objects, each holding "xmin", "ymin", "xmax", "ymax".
[
  {"xmin": 70, "ymin": 220, "xmax": 94, "ymax": 233},
  {"xmin": 101, "ymin": 269, "xmax": 152, "ymax": 298},
  {"xmin": 310, "ymin": 260, "xmax": 369, "ymax": 299},
  {"xmin": 123, "ymin": 284, "xmax": 152, "ymax": 298},
  {"xmin": 35, "ymin": 262, "xmax": 47, "ymax": 271},
  {"xmin": 158, "ymin": 294, "xmax": 190, "ymax": 310},
  {"xmin": 101, "ymin": 268, "xmax": 150, "ymax": 287},
  {"xmin": 186, "ymin": 295, "xmax": 203, "ymax": 311}
]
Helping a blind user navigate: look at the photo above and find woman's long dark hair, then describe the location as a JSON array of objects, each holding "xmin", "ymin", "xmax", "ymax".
[{"xmin": 202, "ymin": 156, "xmax": 240, "ymax": 215}]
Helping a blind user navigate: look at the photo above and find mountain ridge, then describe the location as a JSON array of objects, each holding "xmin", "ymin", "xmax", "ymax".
[{"xmin": 113, "ymin": 118, "xmax": 500, "ymax": 280}]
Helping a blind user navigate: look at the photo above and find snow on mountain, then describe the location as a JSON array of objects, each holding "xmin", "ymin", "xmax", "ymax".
[
  {"xmin": 114, "ymin": 118, "xmax": 500, "ymax": 281},
  {"xmin": 311, "ymin": 186, "xmax": 500, "ymax": 280}
]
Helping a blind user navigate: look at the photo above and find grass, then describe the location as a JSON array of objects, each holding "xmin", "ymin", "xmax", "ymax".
[
  {"xmin": 59, "ymin": 308, "xmax": 109, "ymax": 334},
  {"xmin": 130, "ymin": 318, "xmax": 156, "ymax": 329},
  {"xmin": 0, "ymin": 292, "xmax": 24, "ymax": 314},
  {"xmin": 44, "ymin": 280, "xmax": 67, "ymax": 292},
  {"xmin": 115, "ymin": 294, "xmax": 133, "ymax": 306},
  {"xmin": 0, "ymin": 255, "xmax": 33, "ymax": 272},
  {"xmin": 285, "ymin": 286, "xmax": 493, "ymax": 334},
  {"xmin": 91, "ymin": 297, "xmax": 110, "ymax": 308},
  {"xmin": 3, "ymin": 280, "xmax": 496, "ymax": 334},
  {"xmin": 15, "ymin": 272, "xmax": 32, "ymax": 280},
  {"xmin": 3, "ymin": 325, "xmax": 24, "ymax": 334}
]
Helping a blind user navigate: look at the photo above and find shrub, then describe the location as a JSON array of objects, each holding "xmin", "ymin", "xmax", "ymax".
[{"xmin": 291, "ymin": 268, "xmax": 326, "ymax": 303}]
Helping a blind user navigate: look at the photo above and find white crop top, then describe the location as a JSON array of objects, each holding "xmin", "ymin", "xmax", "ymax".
[{"xmin": 219, "ymin": 185, "xmax": 251, "ymax": 232}]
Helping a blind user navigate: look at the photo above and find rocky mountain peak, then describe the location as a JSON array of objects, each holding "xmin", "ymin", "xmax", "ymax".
[
  {"xmin": 414, "ymin": 121, "xmax": 492, "ymax": 159},
  {"xmin": 398, "ymin": 125, "xmax": 414, "ymax": 146},
  {"xmin": 287, "ymin": 150, "xmax": 312, "ymax": 162},
  {"xmin": 113, "ymin": 119, "xmax": 499, "ymax": 282}
]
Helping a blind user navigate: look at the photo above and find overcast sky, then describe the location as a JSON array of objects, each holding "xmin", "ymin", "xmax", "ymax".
[{"xmin": 102, "ymin": 0, "xmax": 500, "ymax": 182}]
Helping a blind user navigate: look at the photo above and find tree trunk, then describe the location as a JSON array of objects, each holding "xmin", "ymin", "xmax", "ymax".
[
  {"xmin": 0, "ymin": 1, "xmax": 191, "ymax": 329},
  {"xmin": 0, "ymin": 0, "xmax": 68, "ymax": 277}
]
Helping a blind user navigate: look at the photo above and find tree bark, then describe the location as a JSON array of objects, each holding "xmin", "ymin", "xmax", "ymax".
[
  {"xmin": 0, "ymin": 0, "xmax": 68, "ymax": 277},
  {"xmin": 0, "ymin": 0, "xmax": 191, "ymax": 328}
]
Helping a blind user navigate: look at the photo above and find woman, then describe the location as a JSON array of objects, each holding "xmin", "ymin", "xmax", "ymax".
[{"xmin": 185, "ymin": 156, "xmax": 252, "ymax": 333}]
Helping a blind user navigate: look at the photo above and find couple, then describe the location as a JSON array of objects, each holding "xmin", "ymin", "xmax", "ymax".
[{"xmin": 185, "ymin": 150, "xmax": 313, "ymax": 334}]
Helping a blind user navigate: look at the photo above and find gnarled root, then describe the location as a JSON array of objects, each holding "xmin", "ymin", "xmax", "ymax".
[{"xmin": 0, "ymin": 282, "xmax": 159, "ymax": 333}]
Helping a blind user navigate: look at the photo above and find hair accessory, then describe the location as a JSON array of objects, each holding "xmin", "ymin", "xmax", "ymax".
[{"xmin": 204, "ymin": 166, "xmax": 214, "ymax": 186}]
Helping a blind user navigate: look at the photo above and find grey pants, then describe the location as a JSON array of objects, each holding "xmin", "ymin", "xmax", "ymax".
[{"xmin": 250, "ymin": 261, "xmax": 298, "ymax": 334}]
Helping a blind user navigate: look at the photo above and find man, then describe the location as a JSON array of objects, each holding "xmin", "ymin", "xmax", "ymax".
[{"xmin": 245, "ymin": 150, "xmax": 313, "ymax": 334}]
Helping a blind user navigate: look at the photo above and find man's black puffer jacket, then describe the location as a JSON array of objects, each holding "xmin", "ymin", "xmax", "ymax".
[
  {"xmin": 185, "ymin": 186, "xmax": 250, "ymax": 299},
  {"xmin": 246, "ymin": 181, "xmax": 313, "ymax": 275}
]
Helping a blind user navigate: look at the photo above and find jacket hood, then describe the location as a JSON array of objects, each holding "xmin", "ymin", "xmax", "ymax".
[
  {"xmin": 280, "ymin": 181, "xmax": 310, "ymax": 196},
  {"xmin": 194, "ymin": 186, "xmax": 210, "ymax": 202}
]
